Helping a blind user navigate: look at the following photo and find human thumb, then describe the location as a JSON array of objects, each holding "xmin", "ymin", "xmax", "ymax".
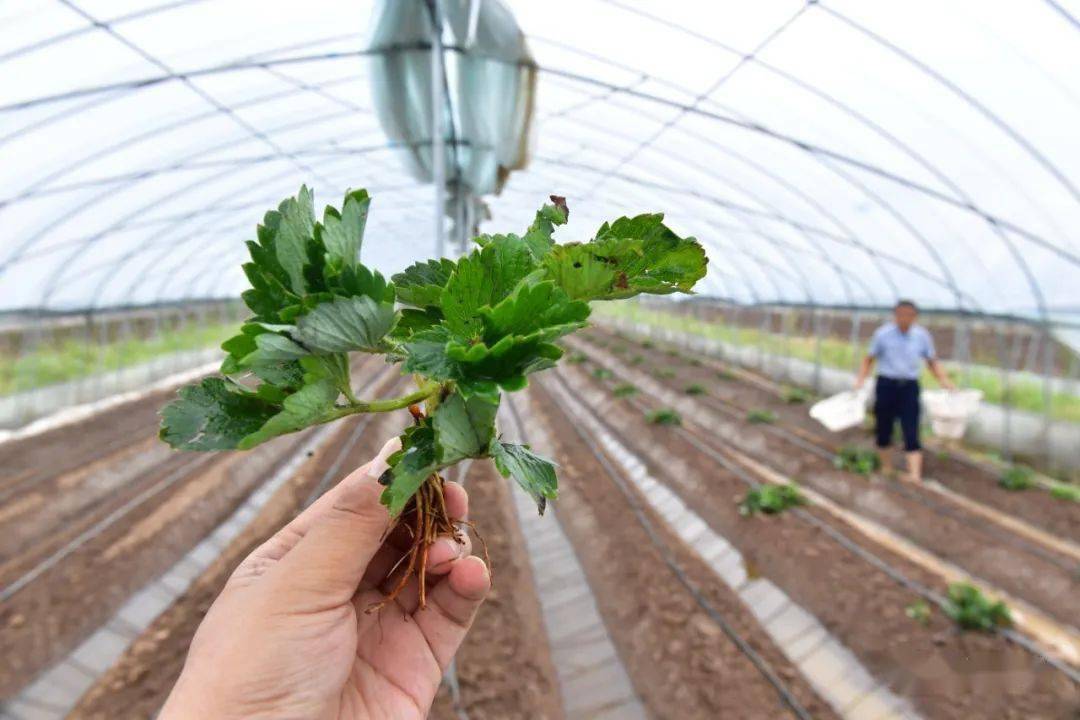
[{"xmin": 272, "ymin": 438, "xmax": 400, "ymax": 605}]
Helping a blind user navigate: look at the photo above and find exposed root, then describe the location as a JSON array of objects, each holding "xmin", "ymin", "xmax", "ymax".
[{"xmin": 366, "ymin": 470, "xmax": 487, "ymax": 614}]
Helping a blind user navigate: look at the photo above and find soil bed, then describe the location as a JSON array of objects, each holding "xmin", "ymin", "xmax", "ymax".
[
  {"xmin": 427, "ymin": 461, "xmax": 563, "ymax": 720},
  {"xmin": 574, "ymin": 334, "xmax": 1080, "ymax": 628},
  {"xmin": 523, "ymin": 378, "xmax": 840, "ymax": 720},
  {"xmin": 0, "ymin": 431, "xmax": 303, "ymax": 699},
  {"xmin": 587, "ymin": 327, "xmax": 1080, "ymax": 544},
  {"xmin": 67, "ymin": 390, "xmax": 409, "ymax": 718},
  {"xmin": 70, "ymin": 390, "xmax": 563, "ymax": 720},
  {"xmin": 551, "ymin": 362, "xmax": 1078, "ymax": 719}
]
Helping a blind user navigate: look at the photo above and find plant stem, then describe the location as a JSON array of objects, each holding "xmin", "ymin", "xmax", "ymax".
[{"xmin": 325, "ymin": 382, "xmax": 441, "ymax": 421}]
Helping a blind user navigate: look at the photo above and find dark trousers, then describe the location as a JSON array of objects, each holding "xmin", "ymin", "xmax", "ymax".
[{"xmin": 874, "ymin": 376, "xmax": 921, "ymax": 451}]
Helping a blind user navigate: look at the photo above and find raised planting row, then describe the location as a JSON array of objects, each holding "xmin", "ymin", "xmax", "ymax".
[
  {"xmin": 547, "ymin": 358, "xmax": 1078, "ymax": 718},
  {"xmin": 65, "ymin": 405, "xmax": 564, "ymax": 720},
  {"xmin": 568, "ymin": 334, "xmax": 1080, "ymax": 637},
  {"xmin": 0, "ymin": 358, "xmax": 390, "ymax": 700},
  {"xmin": 583, "ymin": 327, "xmax": 1080, "ymax": 541},
  {"xmin": 516, "ymin": 382, "xmax": 841, "ymax": 719},
  {"xmin": 591, "ymin": 325, "xmax": 1080, "ymax": 524}
]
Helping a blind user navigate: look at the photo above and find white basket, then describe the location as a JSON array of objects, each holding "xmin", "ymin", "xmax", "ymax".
[
  {"xmin": 809, "ymin": 389, "xmax": 870, "ymax": 433},
  {"xmin": 922, "ymin": 389, "xmax": 982, "ymax": 439}
]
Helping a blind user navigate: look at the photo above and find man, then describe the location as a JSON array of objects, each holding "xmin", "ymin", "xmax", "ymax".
[{"xmin": 854, "ymin": 300, "xmax": 954, "ymax": 482}]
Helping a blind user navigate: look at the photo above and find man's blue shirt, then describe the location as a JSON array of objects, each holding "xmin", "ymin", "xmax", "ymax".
[{"xmin": 869, "ymin": 323, "xmax": 935, "ymax": 380}]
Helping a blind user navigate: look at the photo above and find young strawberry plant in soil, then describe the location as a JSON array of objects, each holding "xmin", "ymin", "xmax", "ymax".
[
  {"xmin": 160, "ymin": 187, "xmax": 706, "ymax": 609},
  {"xmin": 738, "ymin": 483, "xmax": 806, "ymax": 516}
]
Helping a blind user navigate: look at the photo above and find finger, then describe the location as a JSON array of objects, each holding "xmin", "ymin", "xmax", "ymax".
[
  {"xmin": 269, "ymin": 442, "xmax": 400, "ymax": 605},
  {"xmin": 244, "ymin": 437, "xmax": 400, "ymax": 567},
  {"xmin": 358, "ymin": 480, "xmax": 469, "ymax": 589},
  {"xmin": 361, "ymin": 529, "xmax": 472, "ymax": 596},
  {"xmin": 380, "ymin": 480, "xmax": 468, "ymax": 553},
  {"xmin": 413, "ymin": 556, "xmax": 490, "ymax": 670},
  {"xmin": 427, "ymin": 532, "xmax": 472, "ymax": 575}
]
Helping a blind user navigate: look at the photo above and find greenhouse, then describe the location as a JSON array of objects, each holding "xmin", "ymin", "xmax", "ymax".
[{"xmin": 1, "ymin": 1, "xmax": 1078, "ymax": 718}]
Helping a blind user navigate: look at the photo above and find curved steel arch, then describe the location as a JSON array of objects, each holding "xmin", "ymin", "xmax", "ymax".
[
  {"xmin": 591, "ymin": 0, "xmax": 1079, "ymax": 260},
  {"xmin": 524, "ymin": 32, "xmax": 1036, "ymax": 314},
  {"xmin": 539, "ymin": 81, "xmax": 886, "ymax": 304},
  {"xmin": 534, "ymin": 155, "xmax": 983, "ymax": 309}
]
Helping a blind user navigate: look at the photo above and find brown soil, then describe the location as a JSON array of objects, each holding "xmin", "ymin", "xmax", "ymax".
[
  {"xmin": 67, "ymin": 391, "xmax": 411, "ymax": 718},
  {"xmin": 574, "ymin": 333, "xmax": 1080, "ymax": 629},
  {"xmin": 0, "ymin": 432, "xmax": 305, "ymax": 699},
  {"xmin": 0, "ymin": 385, "xmax": 172, "ymax": 504},
  {"xmin": 428, "ymin": 462, "xmax": 563, "ymax": 720},
  {"xmin": 549, "ymin": 363, "xmax": 1079, "ymax": 719},
  {"xmin": 522, "ymin": 378, "xmax": 840, "ymax": 720},
  {"xmin": 70, "ymin": 389, "xmax": 563, "ymax": 720},
  {"xmin": 587, "ymin": 328, "xmax": 1080, "ymax": 548}
]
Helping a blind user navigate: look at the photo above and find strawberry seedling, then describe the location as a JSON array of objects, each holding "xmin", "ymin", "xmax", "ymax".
[
  {"xmin": 905, "ymin": 599, "xmax": 931, "ymax": 625},
  {"xmin": 612, "ymin": 382, "xmax": 638, "ymax": 398},
  {"xmin": 1049, "ymin": 482, "xmax": 1080, "ymax": 502},
  {"xmin": 684, "ymin": 383, "xmax": 706, "ymax": 395},
  {"xmin": 746, "ymin": 409, "xmax": 776, "ymax": 424},
  {"xmin": 592, "ymin": 367, "xmax": 614, "ymax": 380},
  {"xmin": 647, "ymin": 408, "xmax": 682, "ymax": 426},
  {"xmin": 834, "ymin": 446, "xmax": 881, "ymax": 475},
  {"xmin": 739, "ymin": 483, "xmax": 805, "ymax": 516},
  {"xmin": 781, "ymin": 386, "xmax": 809, "ymax": 404},
  {"xmin": 629, "ymin": 354, "xmax": 645, "ymax": 365},
  {"xmin": 654, "ymin": 368, "xmax": 676, "ymax": 379},
  {"xmin": 160, "ymin": 188, "xmax": 706, "ymax": 609},
  {"xmin": 943, "ymin": 582, "xmax": 1011, "ymax": 631},
  {"xmin": 567, "ymin": 351, "xmax": 588, "ymax": 364},
  {"xmin": 998, "ymin": 466, "xmax": 1034, "ymax": 491}
]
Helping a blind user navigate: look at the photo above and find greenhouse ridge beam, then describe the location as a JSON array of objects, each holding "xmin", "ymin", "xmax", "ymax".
[
  {"xmin": 583, "ymin": 1, "xmax": 810, "ymax": 199},
  {"xmin": 585, "ymin": 0, "xmax": 1080, "ymax": 272}
]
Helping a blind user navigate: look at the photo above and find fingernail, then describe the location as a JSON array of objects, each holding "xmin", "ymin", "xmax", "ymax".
[{"xmin": 437, "ymin": 538, "xmax": 463, "ymax": 559}]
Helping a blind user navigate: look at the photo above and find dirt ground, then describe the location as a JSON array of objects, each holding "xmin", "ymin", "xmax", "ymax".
[
  {"xmin": 551, "ymin": 362, "xmax": 1079, "ymax": 719},
  {"xmin": 588, "ymin": 327, "xmax": 1080, "ymax": 544},
  {"xmin": 70, "ymin": 396, "xmax": 563, "ymax": 719},
  {"xmin": 575, "ymin": 332, "xmax": 1080, "ymax": 628},
  {"xmin": 428, "ymin": 462, "xmax": 563, "ymax": 720},
  {"xmin": 524, "ymin": 378, "xmax": 840, "ymax": 720},
  {"xmin": 67, "ymin": 398, "xmax": 410, "ymax": 718}
]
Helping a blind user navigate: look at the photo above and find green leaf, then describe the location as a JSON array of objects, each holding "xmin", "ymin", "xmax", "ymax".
[
  {"xmin": 392, "ymin": 258, "xmax": 456, "ymax": 308},
  {"xmin": 294, "ymin": 295, "xmax": 396, "ymax": 354},
  {"xmin": 490, "ymin": 441, "xmax": 558, "ymax": 514},
  {"xmin": 335, "ymin": 263, "xmax": 393, "ymax": 304},
  {"xmin": 321, "ymin": 188, "xmax": 370, "ymax": 268},
  {"xmin": 160, "ymin": 377, "xmax": 279, "ymax": 451},
  {"xmin": 274, "ymin": 185, "xmax": 317, "ymax": 295},
  {"xmin": 242, "ymin": 332, "xmax": 309, "ymax": 364},
  {"xmin": 238, "ymin": 378, "xmax": 340, "ymax": 449},
  {"xmin": 381, "ymin": 424, "xmax": 438, "ymax": 516},
  {"xmin": 543, "ymin": 214, "xmax": 707, "ymax": 301},
  {"xmin": 433, "ymin": 393, "xmax": 499, "ymax": 464},
  {"xmin": 479, "ymin": 279, "xmax": 589, "ymax": 342},
  {"xmin": 441, "ymin": 236, "xmax": 537, "ymax": 337},
  {"xmin": 521, "ymin": 195, "xmax": 568, "ymax": 260},
  {"xmin": 401, "ymin": 326, "xmax": 462, "ymax": 382},
  {"xmin": 391, "ymin": 307, "xmax": 442, "ymax": 341}
]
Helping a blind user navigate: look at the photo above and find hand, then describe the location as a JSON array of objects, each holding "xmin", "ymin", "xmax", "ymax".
[
  {"xmin": 853, "ymin": 377, "xmax": 865, "ymax": 392},
  {"xmin": 160, "ymin": 438, "xmax": 490, "ymax": 720}
]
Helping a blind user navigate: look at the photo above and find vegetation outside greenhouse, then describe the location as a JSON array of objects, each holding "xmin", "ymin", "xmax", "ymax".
[{"xmin": 0, "ymin": 322, "xmax": 236, "ymax": 396}]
